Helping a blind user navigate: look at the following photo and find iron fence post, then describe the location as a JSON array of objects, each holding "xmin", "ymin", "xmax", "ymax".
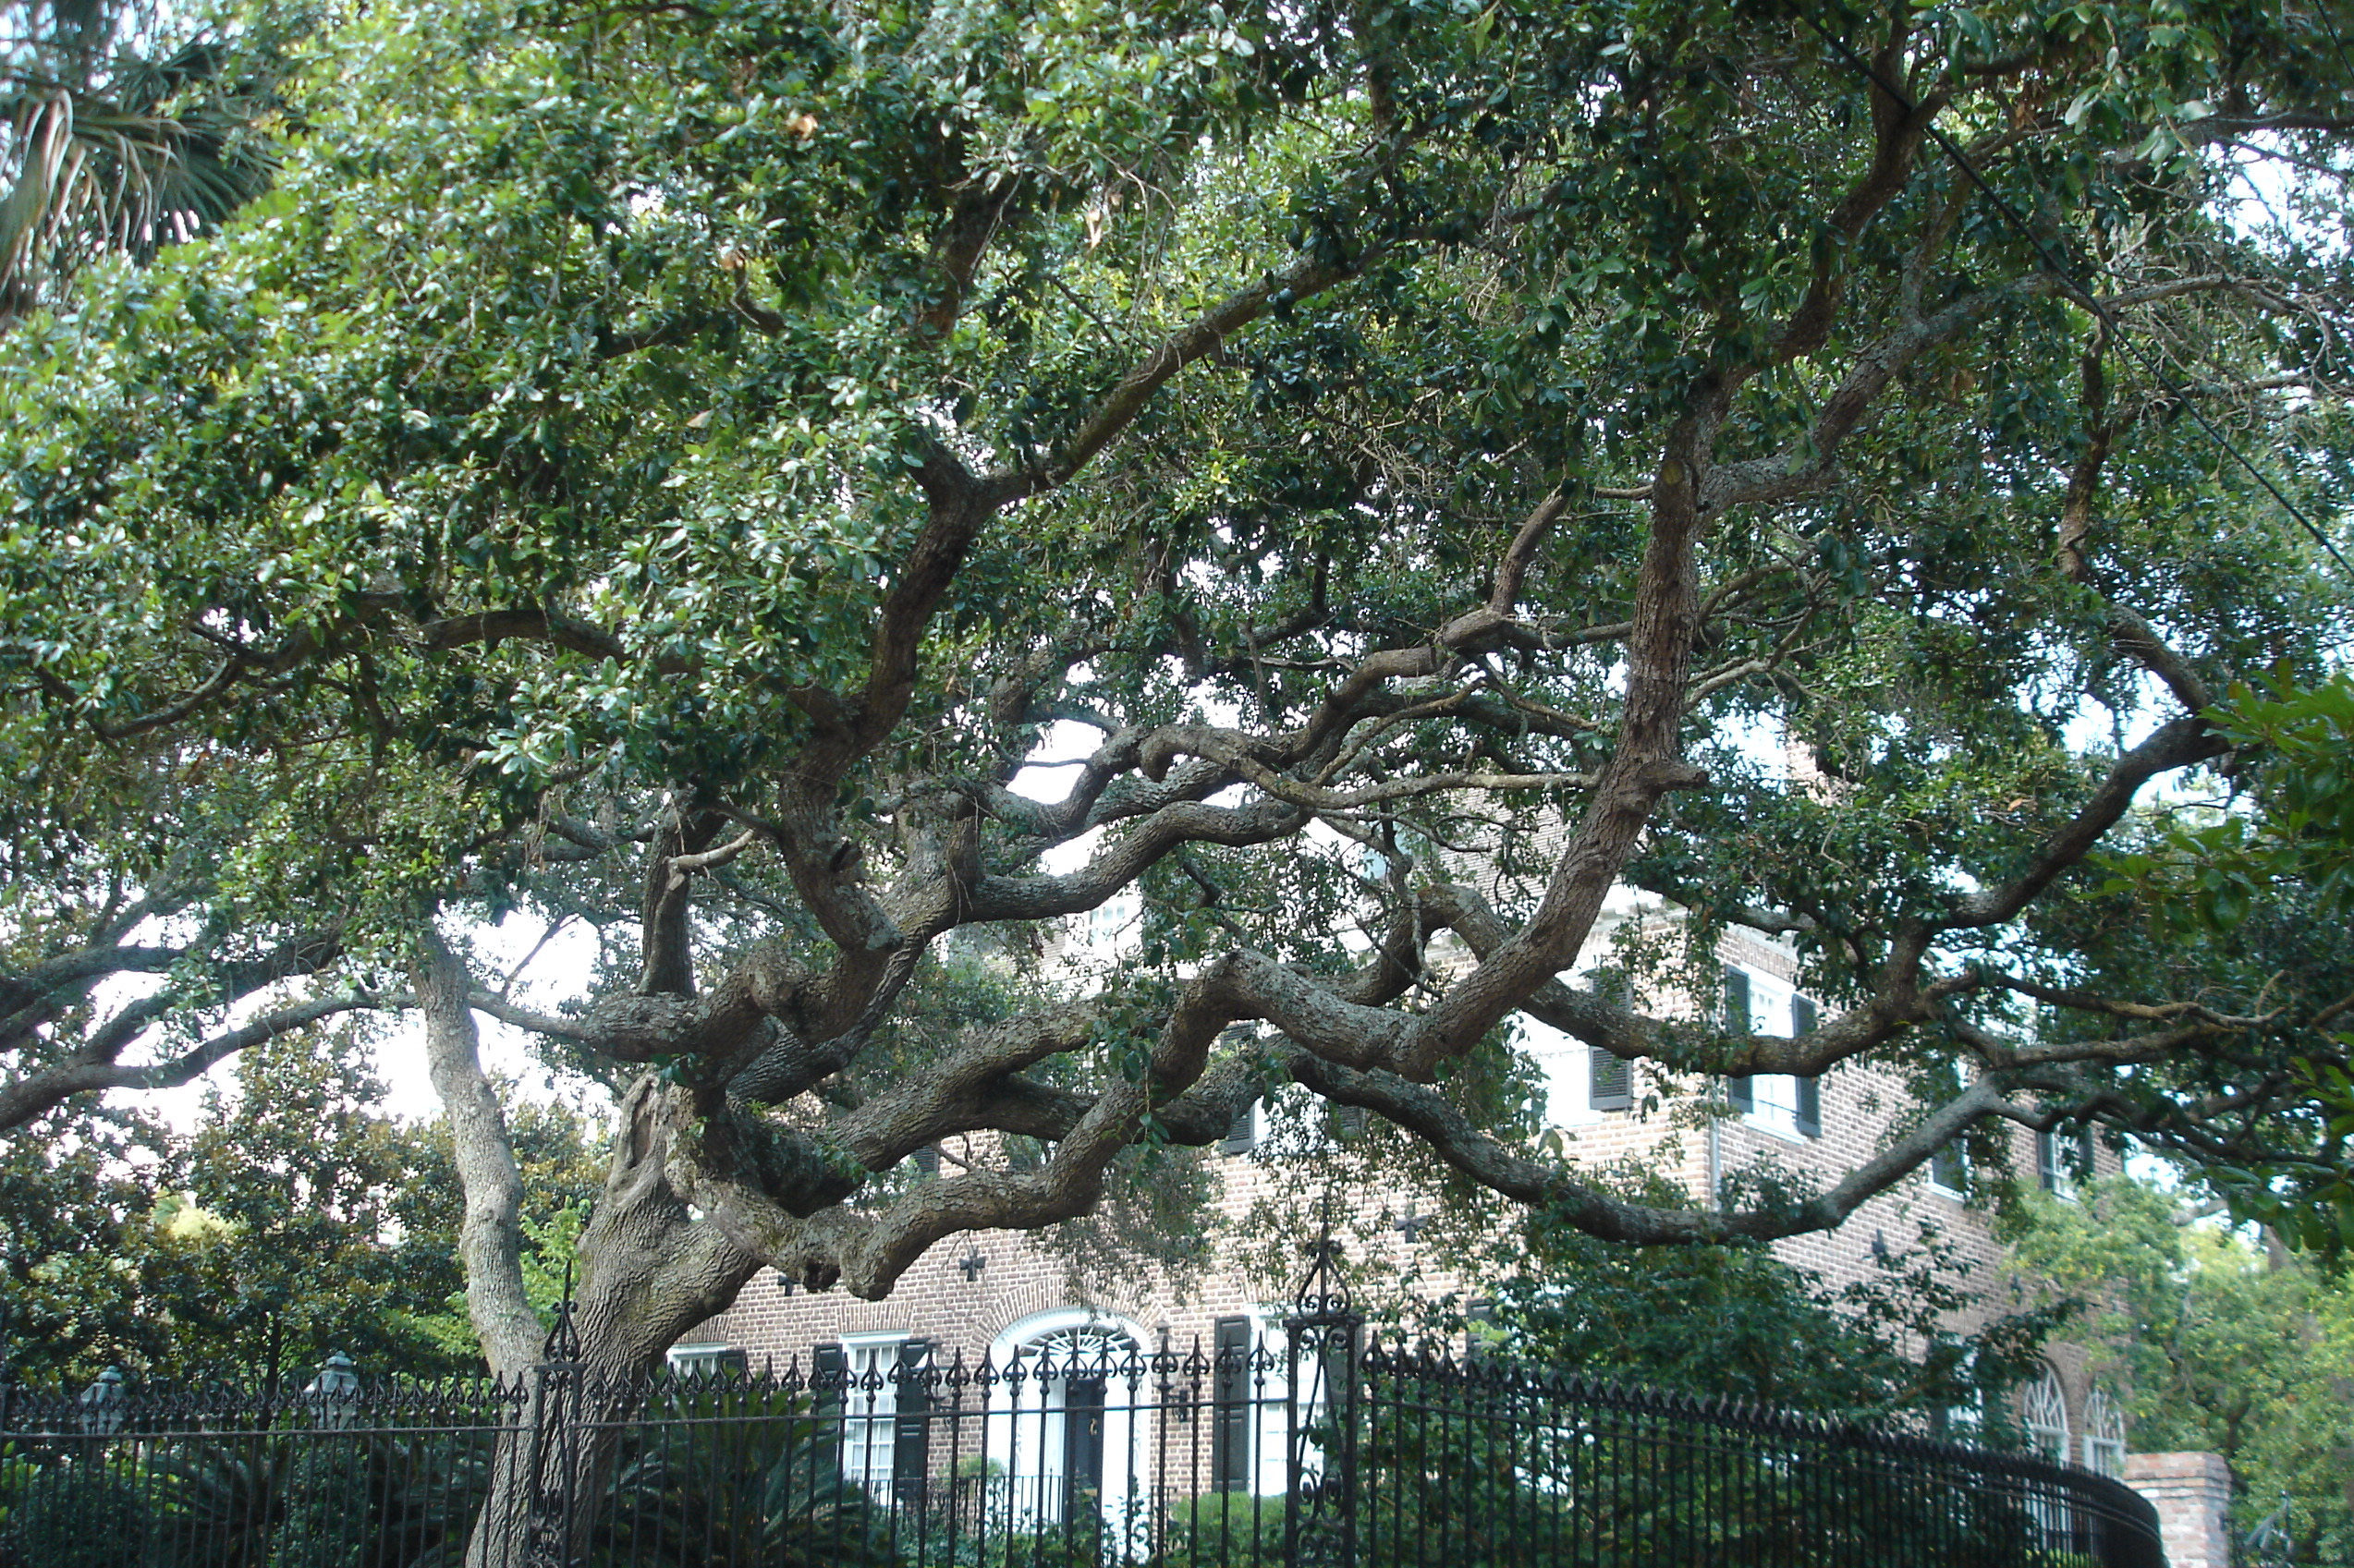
[
  {"xmin": 1282, "ymin": 1230, "xmax": 1361, "ymax": 1568},
  {"xmin": 1282, "ymin": 1331, "xmax": 1302, "ymax": 1568},
  {"xmin": 525, "ymin": 1290, "xmax": 587, "ymax": 1568}
]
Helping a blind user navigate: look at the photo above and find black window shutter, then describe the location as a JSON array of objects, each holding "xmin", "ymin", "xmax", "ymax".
[
  {"xmin": 1790, "ymin": 996, "xmax": 1822, "ymax": 1134},
  {"xmin": 1220, "ymin": 1099, "xmax": 1258, "ymax": 1155},
  {"xmin": 1590, "ymin": 967, "xmax": 1636, "ymax": 1111},
  {"xmin": 811, "ymin": 1343, "xmax": 848, "ymax": 1461},
  {"xmin": 1723, "ymin": 970, "xmax": 1753, "ymax": 1112},
  {"xmin": 1211, "ymin": 1316, "xmax": 1252, "ymax": 1491},
  {"xmin": 2037, "ymin": 1129, "xmax": 2060, "ymax": 1191},
  {"xmin": 894, "ymin": 1339, "xmax": 933, "ymax": 1504},
  {"xmin": 911, "ymin": 1146, "xmax": 940, "ymax": 1176},
  {"xmin": 1589, "ymin": 1048, "xmax": 1632, "ymax": 1111}
]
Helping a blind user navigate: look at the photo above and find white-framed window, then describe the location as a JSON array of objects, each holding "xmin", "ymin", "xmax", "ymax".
[
  {"xmin": 1928, "ymin": 1140, "xmax": 1968, "ymax": 1198},
  {"xmin": 665, "ymin": 1342, "xmax": 746, "ymax": 1377},
  {"xmin": 2039, "ymin": 1125, "xmax": 2096, "ymax": 1198},
  {"xmin": 1737, "ymin": 1071, "xmax": 1822, "ymax": 1140},
  {"xmin": 2022, "ymin": 1364, "xmax": 2074, "ymax": 1543},
  {"xmin": 1722, "ymin": 969, "xmax": 1822, "ymax": 1140},
  {"xmin": 1520, "ymin": 1018, "xmax": 1608, "ymax": 1129},
  {"xmin": 1080, "ymin": 893, "xmax": 1140, "ymax": 954},
  {"xmin": 2082, "ymin": 1387, "xmax": 2126, "ymax": 1478},
  {"xmin": 2024, "ymin": 1365, "xmax": 2070, "ymax": 1465},
  {"xmin": 832, "ymin": 1331, "xmax": 914, "ymax": 1493}
]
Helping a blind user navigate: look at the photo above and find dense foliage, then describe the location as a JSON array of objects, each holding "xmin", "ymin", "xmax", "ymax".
[
  {"xmin": 0, "ymin": 1027, "xmax": 602, "ymax": 1385},
  {"xmin": 1485, "ymin": 1185, "xmax": 2067, "ymax": 1429}
]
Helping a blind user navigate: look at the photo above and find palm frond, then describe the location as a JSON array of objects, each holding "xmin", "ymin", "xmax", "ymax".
[{"xmin": 0, "ymin": 0, "xmax": 282, "ymax": 328}]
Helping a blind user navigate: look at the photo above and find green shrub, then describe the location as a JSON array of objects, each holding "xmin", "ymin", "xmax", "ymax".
[{"xmin": 0, "ymin": 1449, "xmax": 155, "ymax": 1568}]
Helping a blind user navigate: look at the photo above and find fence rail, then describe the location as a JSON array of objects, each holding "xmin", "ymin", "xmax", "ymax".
[{"xmin": 0, "ymin": 1308, "xmax": 2162, "ymax": 1567}]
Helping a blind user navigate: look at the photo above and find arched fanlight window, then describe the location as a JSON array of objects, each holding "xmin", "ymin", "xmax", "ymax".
[
  {"xmin": 1029, "ymin": 1324, "xmax": 1137, "ymax": 1367},
  {"xmin": 2082, "ymin": 1386, "xmax": 2127, "ymax": 1477},
  {"xmin": 2024, "ymin": 1365, "xmax": 2070, "ymax": 1465}
]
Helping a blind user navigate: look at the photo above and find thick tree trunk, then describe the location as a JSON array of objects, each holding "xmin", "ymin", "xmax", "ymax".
[
  {"xmin": 574, "ymin": 1075, "xmax": 766, "ymax": 1376},
  {"xmin": 420, "ymin": 922, "xmax": 762, "ymax": 1565}
]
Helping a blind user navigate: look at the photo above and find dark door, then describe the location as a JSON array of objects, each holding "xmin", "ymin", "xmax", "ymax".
[{"xmin": 1061, "ymin": 1374, "xmax": 1106, "ymax": 1521}]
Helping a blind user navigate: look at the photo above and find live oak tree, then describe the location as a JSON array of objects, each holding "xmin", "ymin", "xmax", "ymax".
[{"xmin": 4, "ymin": 0, "xmax": 2353, "ymax": 1419}]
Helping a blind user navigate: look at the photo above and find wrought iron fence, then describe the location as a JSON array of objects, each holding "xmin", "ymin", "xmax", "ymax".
[{"xmin": 0, "ymin": 1283, "xmax": 2162, "ymax": 1567}]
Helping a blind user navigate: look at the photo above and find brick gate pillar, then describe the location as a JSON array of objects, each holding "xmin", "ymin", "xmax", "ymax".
[{"xmin": 2124, "ymin": 1452, "xmax": 2232, "ymax": 1568}]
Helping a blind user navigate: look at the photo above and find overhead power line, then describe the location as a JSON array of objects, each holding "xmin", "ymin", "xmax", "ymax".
[{"xmin": 1792, "ymin": 2, "xmax": 2354, "ymax": 581}]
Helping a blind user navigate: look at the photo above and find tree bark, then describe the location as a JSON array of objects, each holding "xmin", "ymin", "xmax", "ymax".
[
  {"xmin": 415, "ymin": 925, "xmax": 544, "ymax": 1568},
  {"xmin": 416, "ymin": 926, "xmax": 542, "ymax": 1378}
]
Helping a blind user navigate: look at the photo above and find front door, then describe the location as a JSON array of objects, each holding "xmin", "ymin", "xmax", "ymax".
[{"xmin": 1061, "ymin": 1372, "xmax": 1106, "ymax": 1521}]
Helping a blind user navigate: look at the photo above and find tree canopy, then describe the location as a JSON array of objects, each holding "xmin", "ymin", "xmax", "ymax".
[{"xmin": 3, "ymin": 0, "xmax": 2352, "ymax": 1376}]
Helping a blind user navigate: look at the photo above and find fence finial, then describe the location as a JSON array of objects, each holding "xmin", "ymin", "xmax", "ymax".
[
  {"xmin": 1288, "ymin": 1196, "xmax": 1355, "ymax": 1325},
  {"xmin": 542, "ymin": 1258, "xmax": 582, "ymax": 1362}
]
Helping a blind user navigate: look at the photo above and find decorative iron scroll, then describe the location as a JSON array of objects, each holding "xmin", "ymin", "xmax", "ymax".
[{"xmin": 1287, "ymin": 1234, "xmax": 1354, "ymax": 1327}]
